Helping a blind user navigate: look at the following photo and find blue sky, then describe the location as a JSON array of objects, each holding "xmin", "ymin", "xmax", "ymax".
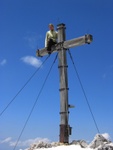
[{"xmin": 0, "ymin": 0, "xmax": 113, "ymax": 150}]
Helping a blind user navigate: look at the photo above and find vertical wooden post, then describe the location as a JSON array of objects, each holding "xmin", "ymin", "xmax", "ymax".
[
  {"xmin": 36, "ymin": 23, "xmax": 93, "ymax": 143},
  {"xmin": 57, "ymin": 23, "xmax": 69, "ymax": 143}
]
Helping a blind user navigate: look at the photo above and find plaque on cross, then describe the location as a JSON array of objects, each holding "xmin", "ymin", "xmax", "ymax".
[{"xmin": 36, "ymin": 23, "xmax": 93, "ymax": 143}]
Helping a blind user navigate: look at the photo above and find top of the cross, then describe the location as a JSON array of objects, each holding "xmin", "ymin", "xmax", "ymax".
[
  {"xmin": 57, "ymin": 23, "xmax": 65, "ymax": 26},
  {"xmin": 57, "ymin": 23, "xmax": 66, "ymax": 29}
]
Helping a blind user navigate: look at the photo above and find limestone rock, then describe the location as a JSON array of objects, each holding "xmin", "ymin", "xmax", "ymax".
[
  {"xmin": 71, "ymin": 140, "xmax": 88, "ymax": 148},
  {"xmin": 89, "ymin": 134, "xmax": 112, "ymax": 149}
]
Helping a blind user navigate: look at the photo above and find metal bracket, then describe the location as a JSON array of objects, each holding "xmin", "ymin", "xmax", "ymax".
[
  {"xmin": 36, "ymin": 49, "xmax": 43, "ymax": 57},
  {"xmin": 58, "ymin": 65, "xmax": 68, "ymax": 68},
  {"xmin": 59, "ymin": 88, "xmax": 69, "ymax": 91},
  {"xmin": 60, "ymin": 111, "xmax": 69, "ymax": 114},
  {"xmin": 85, "ymin": 34, "xmax": 93, "ymax": 44},
  {"xmin": 57, "ymin": 41, "xmax": 65, "ymax": 51}
]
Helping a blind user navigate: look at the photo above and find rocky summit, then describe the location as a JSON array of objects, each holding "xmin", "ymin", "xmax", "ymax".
[{"xmin": 28, "ymin": 134, "xmax": 113, "ymax": 150}]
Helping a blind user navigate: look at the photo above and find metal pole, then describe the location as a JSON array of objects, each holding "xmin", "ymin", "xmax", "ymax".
[{"xmin": 57, "ymin": 23, "xmax": 69, "ymax": 143}]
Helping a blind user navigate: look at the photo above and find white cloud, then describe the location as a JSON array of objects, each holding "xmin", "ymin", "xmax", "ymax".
[
  {"xmin": 0, "ymin": 137, "xmax": 50, "ymax": 149},
  {"xmin": 0, "ymin": 59, "xmax": 7, "ymax": 66},
  {"xmin": 8, "ymin": 137, "xmax": 50, "ymax": 148},
  {"xmin": 21, "ymin": 56, "xmax": 42, "ymax": 68},
  {"xmin": 10, "ymin": 137, "xmax": 50, "ymax": 147},
  {"xmin": 0, "ymin": 137, "xmax": 12, "ymax": 144},
  {"xmin": 0, "ymin": 137, "xmax": 49, "ymax": 146}
]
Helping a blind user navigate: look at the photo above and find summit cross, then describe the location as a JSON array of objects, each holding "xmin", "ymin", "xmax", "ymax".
[{"xmin": 36, "ymin": 23, "xmax": 93, "ymax": 143}]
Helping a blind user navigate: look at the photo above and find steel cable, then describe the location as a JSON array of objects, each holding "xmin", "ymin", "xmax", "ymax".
[
  {"xmin": 0, "ymin": 55, "xmax": 50, "ymax": 117},
  {"xmin": 67, "ymin": 49, "xmax": 100, "ymax": 133},
  {"xmin": 12, "ymin": 53, "xmax": 58, "ymax": 150}
]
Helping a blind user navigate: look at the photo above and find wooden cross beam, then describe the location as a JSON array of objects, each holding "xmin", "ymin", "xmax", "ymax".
[
  {"xmin": 36, "ymin": 23, "xmax": 93, "ymax": 143},
  {"xmin": 36, "ymin": 34, "xmax": 92, "ymax": 57}
]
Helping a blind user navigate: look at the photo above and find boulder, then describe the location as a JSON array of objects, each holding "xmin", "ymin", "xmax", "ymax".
[
  {"xmin": 98, "ymin": 143, "xmax": 113, "ymax": 150},
  {"xmin": 28, "ymin": 141, "xmax": 52, "ymax": 150},
  {"xmin": 71, "ymin": 140, "xmax": 88, "ymax": 148},
  {"xmin": 89, "ymin": 134, "xmax": 112, "ymax": 149}
]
